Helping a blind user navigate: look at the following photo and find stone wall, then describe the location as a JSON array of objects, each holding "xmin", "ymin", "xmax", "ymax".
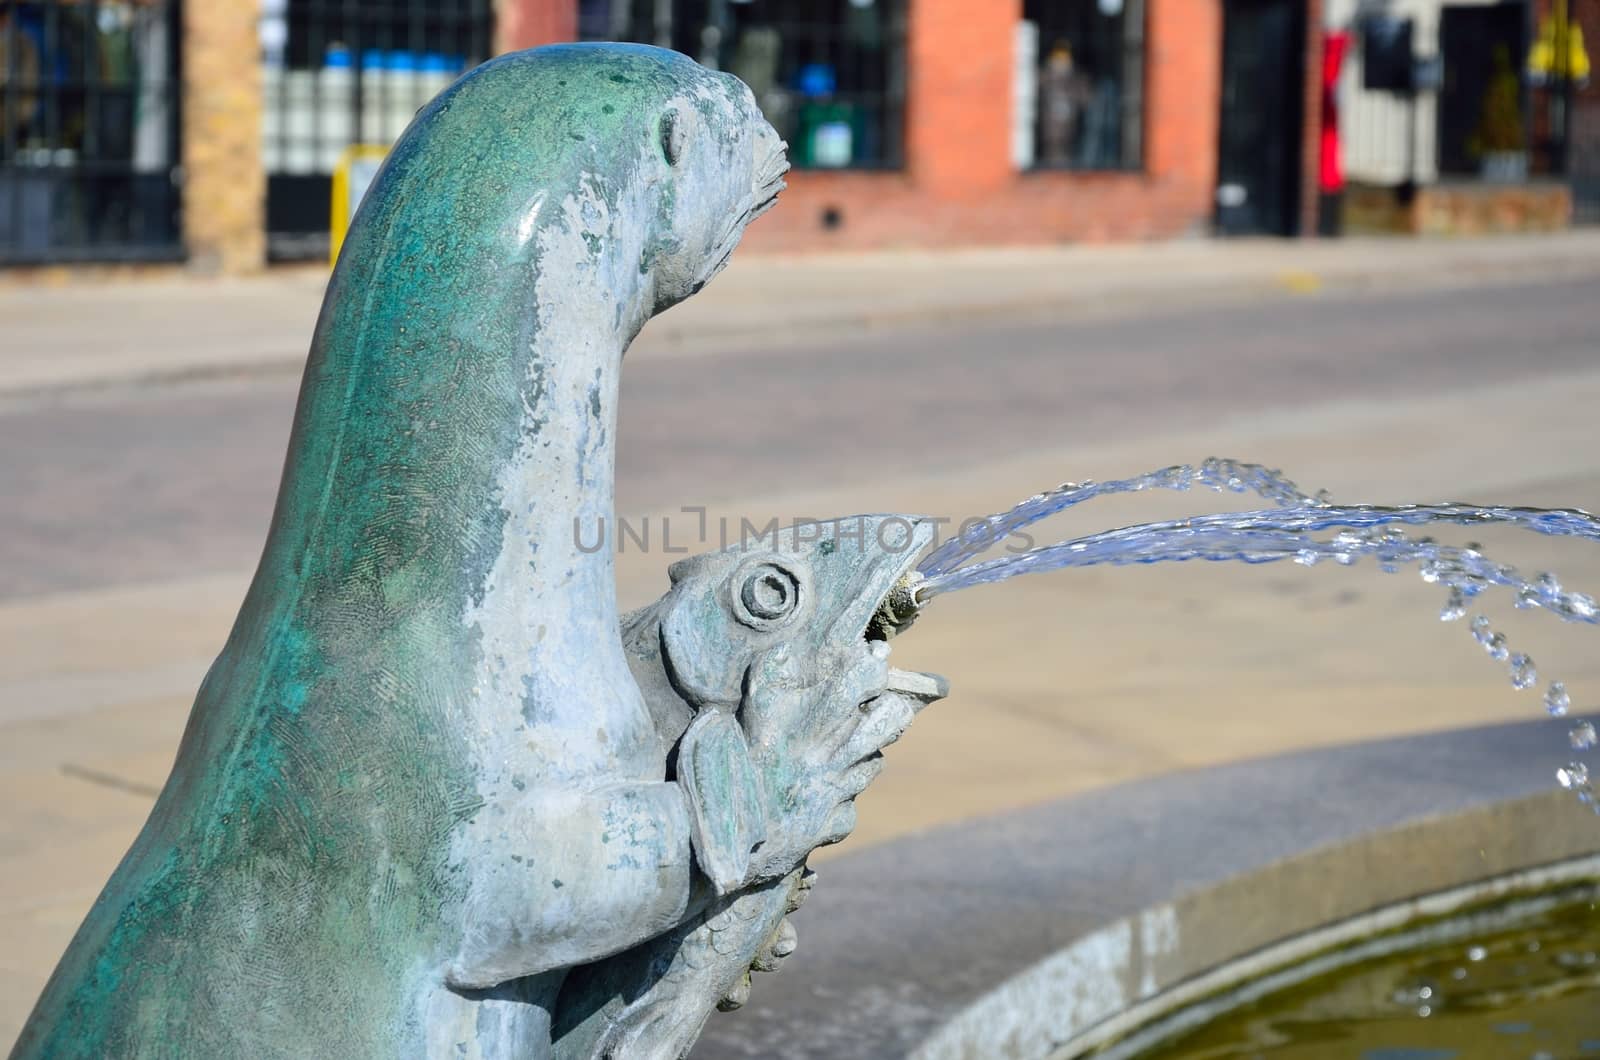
[
  {"xmin": 182, "ymin": 0, "xmax": 266, "ymax": 274},
  {"xmin": 1344, "ymin": 179, "xmax": 1574, "ymax": 234}
]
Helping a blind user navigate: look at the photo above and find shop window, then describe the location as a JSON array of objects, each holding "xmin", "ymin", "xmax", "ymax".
[
  {"xmin": 1, "ymin": 0, "xmax": 183, "ymax": 265},
  {"xmin": 261, "ymin": 0, "xmax": 495, "ymax": 260},
  {"xmin": 1018, "ymin": 0, "xmax": 1145, "ymax": 171},
  {"xmin": 581, "ymin": 0, "xmax": 908, "ymax": 170}
]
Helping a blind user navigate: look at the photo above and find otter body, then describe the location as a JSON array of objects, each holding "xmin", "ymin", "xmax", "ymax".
[{"xmin": 14, "ymin": 45, "xmax": 789, "ymax": 1058}]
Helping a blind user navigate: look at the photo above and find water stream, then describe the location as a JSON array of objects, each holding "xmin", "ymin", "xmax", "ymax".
[{"xmin": 913, "ymin": 459, "xmax": 1600, "ymax": 804}]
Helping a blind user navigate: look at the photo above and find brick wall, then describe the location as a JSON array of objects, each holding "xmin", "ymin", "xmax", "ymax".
[
  {"xmin": 740, "ymin": 0, "xmax": 1227, "ymax": 252},
  {"xmin": 497, "ymin": 0, "xmax": 577, "ymax": 53},
  {"xmin": 1299, "ymin": 0, "xmax": 1325, "ymax": 235},
  {"xmin": 182, "ymin": 1, "xmax": 266, "ymax": 273}
]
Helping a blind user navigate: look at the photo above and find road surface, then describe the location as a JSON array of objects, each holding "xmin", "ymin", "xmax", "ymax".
[{"xmin": 4, "ymin": 269, "xmax": 1599, "ymax": 1046}]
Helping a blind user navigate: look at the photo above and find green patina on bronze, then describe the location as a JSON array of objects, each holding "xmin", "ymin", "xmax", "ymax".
[{"xmin": 13, "ymin": 45, "xmax": 737, "ymax": 1058}]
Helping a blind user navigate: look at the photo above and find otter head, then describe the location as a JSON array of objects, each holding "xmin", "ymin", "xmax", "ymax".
[
  {"xmin": 626, "ymin": 50, "xmax": 789, "ymax": 313},
  {"xmin": 390, "ymin": 43, "xmax": 787, "ymax": 338}
]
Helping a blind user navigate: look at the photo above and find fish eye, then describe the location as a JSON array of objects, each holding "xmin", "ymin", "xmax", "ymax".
[
  {"xmin": 660, "ymin": 109, "xmax": 686, "ymax": 167},
  {"xmin": 732, "ymin": 560, "xmax": 803, "ymax": 630}
]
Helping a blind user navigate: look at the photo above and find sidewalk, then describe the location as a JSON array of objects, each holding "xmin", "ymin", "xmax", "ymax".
[{"xmin": 6, "ymin": 231, "xmax": 1600, "ymax": 398}]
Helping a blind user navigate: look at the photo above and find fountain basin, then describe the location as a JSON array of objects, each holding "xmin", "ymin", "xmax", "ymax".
[
  {"xmin": 692, "ymin": 716, "xmax": 1600, "ymax": 1059},
  {"xmin": 1120, "ymin": 877, "xmax": 1600, "ymax": 1057}
]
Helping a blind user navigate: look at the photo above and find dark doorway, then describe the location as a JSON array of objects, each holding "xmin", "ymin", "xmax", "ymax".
[
  {"xmin": 1436, "ymin": 3, "xmax": 1528, "ymax": 178},
  {"xmin": 1215, "ymin": 0, "xmax": 1307, "ymax": 236}
]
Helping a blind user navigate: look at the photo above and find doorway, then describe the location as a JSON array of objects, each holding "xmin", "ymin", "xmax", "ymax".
[{"xmin": 1215, "ymin": 0, "xmax": 1307, "ymax": 236}]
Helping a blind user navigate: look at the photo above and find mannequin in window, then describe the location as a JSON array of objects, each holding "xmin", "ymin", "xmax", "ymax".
[{"xmin": 1039, "ymin": 41, "xmax": 1089, "ymax": 167}]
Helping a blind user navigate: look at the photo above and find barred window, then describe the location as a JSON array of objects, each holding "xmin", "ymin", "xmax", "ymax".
[
  {"xmin": 263, "ymin": 0, "xmax": 496, "ymax": 260},
  {"xmin": 2, "ymin": 0, "xmax": 183, "ymax": 265},
  {"xmin": 1018, "ymin": 0, "xmax": 1145, "ymax": 171},
  {"xmin": 581, "ymin": 0, "xmax": 908, "ymax": 170}
]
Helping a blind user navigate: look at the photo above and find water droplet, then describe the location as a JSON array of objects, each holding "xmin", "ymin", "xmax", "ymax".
[
  {"xmin": 1420, "ymin": 562, "xmax": 1442, "ymax": 584},
  {"xmin": 1334, "ymin": 553, "xmax": 1357, "ymax": 567},
  {"xmin": 1486, "ymin": 633, "xmax": 1509, "ymax": 661},
  {"xmin": 1572, "ymin": 723, "xmax": 1597, "ymax": 751},
  {"xmin": 1572, "ymin": 593, "xmax": 1599, "ymax": 619},
  {"xmin": 1509, "ymin": 653, "xmax": 1537, "ymax": 690},
  {"xmin": 1416, "ymin": 985, "xmax": 1433, "ymax": 999},
  {"xmin": 1416, "ymin": 1004, "xmax": 1431, "ymax": 1018},
  {"xmin": 1547, "ymin": 681, "xmax": 1571, "ymax": 717},
  {"xmin": 1516, "ymin": 588, "xmax": 1541, "ymax": 610},
  {"xmin": 1294, "ymin": 549, "xmax": 1320, "ymax": 567},
  {"xmin": 1450, "ymin": 966, "xmax": 1468, "ymax": 981},
  {"xmin": 1440, "ymin": 589, "xmax": 1466, "ymax": 622},
  {"xmin": 1467, "ymin": 945, "xmax": 1488, "ymax": 962},
  {"xmin": 1536, "ymin": 571, "xmax": 1562, "ymax": 595},
  {"xmin": 1557, "ymin": 762, "xmax": 1590, "ymax": 790}
]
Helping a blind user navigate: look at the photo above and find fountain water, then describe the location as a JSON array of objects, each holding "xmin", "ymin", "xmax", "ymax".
[{"xmin": 909, "ymin": 459, "xmax": 1600, "ymax": 805}]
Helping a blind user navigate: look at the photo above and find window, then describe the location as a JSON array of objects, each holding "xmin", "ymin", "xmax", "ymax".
[
  {"xmin": 1, "ymin": 0, "xmax": 183, "ymax": 265},
  {"xmin": 262, "ymin": 0, "xmax": 496, "ymax": 260},
  {"xmin": 1018, "ymin": 0, "xmax": 1144, "ymax": 171},
  {"xmin": 581, "ymin": 0, "xmax": 908, "ymax": 170}
]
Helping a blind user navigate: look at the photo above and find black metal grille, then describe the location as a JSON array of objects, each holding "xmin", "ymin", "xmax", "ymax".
[
  {"xmin": 264, "ymin": 0, "xmax": 495, "ymax": 261},
  {"xmin": 1, "ymin": 0, "xmax": 184, "ymax": 265},
  {"xmin": 579, "ymin": 0, "xmax": 908, "ymax": 170},
  {"xmin": 1574, "ymin": 101, "xmax": 1600, "ymax": 224},
  {"xmin": 1020, "ymin": 0, "xmax": 1145, "ymax": 172}
]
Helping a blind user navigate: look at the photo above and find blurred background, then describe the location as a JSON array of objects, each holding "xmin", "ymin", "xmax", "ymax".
[
  {"xmin": 0, "ymin": 0, "xmax": 1595, "ymax": 263},
  {"xmin": 3, "ymin": 0, "xmax": 1600, "ymax": 1049}
]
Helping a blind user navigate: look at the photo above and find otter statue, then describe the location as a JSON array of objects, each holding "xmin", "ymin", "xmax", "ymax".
[{"xmin": 11, "ymin": 43, "xmax": 945, "ymax": 1059}]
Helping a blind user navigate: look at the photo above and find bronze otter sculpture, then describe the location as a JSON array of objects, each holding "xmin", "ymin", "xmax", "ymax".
[{"xmin": 13, "ymin": 43, "xmax": 944, "ymax": 1059}]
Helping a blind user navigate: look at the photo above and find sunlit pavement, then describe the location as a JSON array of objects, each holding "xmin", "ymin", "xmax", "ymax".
[{"xmin": 3, "ymin": 238, "xmax": 1600, "ymax": 1043}]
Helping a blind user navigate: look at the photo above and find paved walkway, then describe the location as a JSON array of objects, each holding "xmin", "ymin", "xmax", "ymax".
[
  {"xmin": 7, "ymin": 231, "xmax": 1600, "ymax": 397},
  {"xmin": 4, "ymin": 235, "xmax": 1600, "ymax": 1045}
]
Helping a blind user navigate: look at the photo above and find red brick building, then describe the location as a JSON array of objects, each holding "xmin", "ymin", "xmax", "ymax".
[
  {"xmin": 1, "ymin": 0, "xmax": 1327, "ymax": 272},
  {"xmin": 508, "ymin": 0, "xmax": 1327, "ymax": 252}
]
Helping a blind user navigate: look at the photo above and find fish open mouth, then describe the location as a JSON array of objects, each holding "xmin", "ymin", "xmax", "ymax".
[
  {"xmin": 868, "ymin": 571, "xmax": 946, "ymax": 704},
  {"xmin": 851, "ymin": 525, "xmax": 945, "ymax": 705}
]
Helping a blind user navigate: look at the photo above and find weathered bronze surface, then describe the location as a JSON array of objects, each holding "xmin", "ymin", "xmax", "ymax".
[{"xmin": 13, "ymin": 44, "xmax": 942, "ymax": 1059}]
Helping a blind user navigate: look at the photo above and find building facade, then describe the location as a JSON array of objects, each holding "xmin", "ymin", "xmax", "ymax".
[
  {"xmin": 1326, "ymin": 0, "xmax": 1594, "ymax": 233},
  {"xmin": 488, "ymin": 0, "xmax": 1329, "ymax": 253},
  {"xmin": 1, "ymin": 0, "xmax": 1331, "ymax": 273}
]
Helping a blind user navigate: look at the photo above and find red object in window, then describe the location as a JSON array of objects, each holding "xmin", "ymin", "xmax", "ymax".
[{"xmin": 1320, "ymin": 31, "xmax": 1351, "ymax": 193}]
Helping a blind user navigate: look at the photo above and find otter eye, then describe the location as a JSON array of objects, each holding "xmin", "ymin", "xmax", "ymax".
[
  {"xmin": 733, "ymin": 562, "xmax": 803, "ymax": 630},
  {"xmin": 660, "ymin": 110, "xmax": 686, "ymax": 167}
]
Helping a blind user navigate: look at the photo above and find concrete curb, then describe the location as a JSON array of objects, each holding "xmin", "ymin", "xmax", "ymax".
[{"xmin": 691, "ymin": 714, "xmax": 1600, "ymax": 1059}]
